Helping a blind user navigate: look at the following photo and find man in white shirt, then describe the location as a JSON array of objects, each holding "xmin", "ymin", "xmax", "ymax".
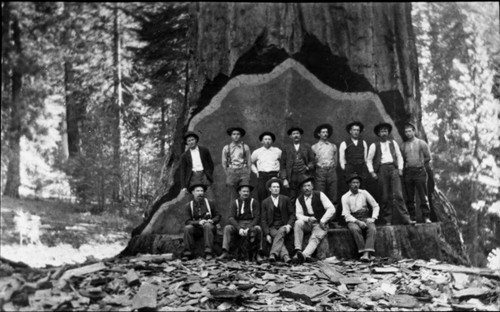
[
  {"xmin": 341, "ymin": 174, "xmax": 379, "ymax": 262},
  {"xmin": 293, "ymin": 176, "xmax": 336, "ymax": 263},
  {"xmin": 311, "ymin": 124, "xmax": 338, "ymax": 205},
  {"xmin": 251, "ymin": 132, "xmax": 282, "ymax": 203},
  {"xmin": 367, "ymin": 122, "xmax": 411, "ymax": 225}
]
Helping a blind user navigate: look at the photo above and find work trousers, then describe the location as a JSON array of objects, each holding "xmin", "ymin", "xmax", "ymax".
[
  {"xmin": 257, "ymin": 171, "xmax": 279, "ymax": 203},
  {"xmin": 183, "ymin": 223, "xmax": 216, "ymax": 255},
  {"xmin": 222, "ymin": 220, "xmax": 263, "ymax": 252},
  {"xmin": 294, "ymin": 219, "xmax": 327, "ymax": 257},
  {"xmin": 403, "ymin": 167, "xmax": 430, "ymax": 220},
  {"xmin": 226, "ymin": 167, "xmax": 251, "ymax": 203},
  {"xmin": 287, "ymin": 172, "xmax": 305, "ymax": 201},
  {"xmin": 315, "ymin": 166, "xmax": 337, "ymax": 204},
  {"xmin": 269, "ymin": 225, "xmax": 291, "ymax": 259},
  {"xmin": 347, "ymin": 220, "xmax": 376, "ymax": 253},
  {"xmin": 377, "ymin": 164, "xmax": 410, "ymax": 224}
]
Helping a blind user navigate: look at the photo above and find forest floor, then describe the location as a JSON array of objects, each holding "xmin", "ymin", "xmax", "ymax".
[{"xmin": 0, "ymin": 196, "xmax": 143, "ymax": 268}]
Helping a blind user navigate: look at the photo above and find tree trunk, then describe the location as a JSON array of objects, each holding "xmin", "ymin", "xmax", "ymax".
[
  {"xmin": 123, "ymin": 3, "xmax": 469, "ymax": 264},
  {"xmin": 3, "ymin": 5, "xmax": 22, "ymax": 198},
  {"xmin": 111, "ymin": 2, "xmax": 122, "ymax": 203}
]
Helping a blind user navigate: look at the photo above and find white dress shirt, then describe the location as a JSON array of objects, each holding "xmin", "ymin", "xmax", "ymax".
[
  {"xmin": 341, "ymin": 189, "xmax": 380, "ymax": 223},
  {"xmin": 295, "ymin": 192, "xmax": 336, "ymax": 224},
  {"xmin": 190, "ymin": 147, "xmax": 204, "ymax": 171},
  {"xmin": 251, "ymin": 146, "xmax": 282, "ymax": 173}
]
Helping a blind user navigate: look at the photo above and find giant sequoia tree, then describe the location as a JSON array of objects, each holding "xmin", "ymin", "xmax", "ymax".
[{"xmin": 123, "ymin": 3, "xmax": 469, "ymax": 264}]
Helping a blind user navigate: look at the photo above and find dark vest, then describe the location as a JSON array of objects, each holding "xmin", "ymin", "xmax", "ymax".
[
  {"xmin": 344, "ymin": 139, "xmax": 365, "ymax": 165},
  {"xmin": 297, "ymin": 191, "xmax": 325, "ymax": 220},
  {"xmin": 373, "ymin": 141, "xmax": 397, "ymax": 173},
  {"xmin": 272, "ymin": 203, "xmax": 283, "ymax": 226}
]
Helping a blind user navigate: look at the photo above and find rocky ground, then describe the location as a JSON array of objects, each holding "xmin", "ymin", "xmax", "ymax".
[{"xmin": 1, "ymin": 254, "xmax": 499, "ymax": 311}]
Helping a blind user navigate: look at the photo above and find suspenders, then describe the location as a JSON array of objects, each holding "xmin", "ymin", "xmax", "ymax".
[
  {"xmin": 190, "ymin": 198, "xmax": 212, "ymax": 219},
  {"xmin": 235, "ymin": 198, "xmax": 254, "ymax": 217}
]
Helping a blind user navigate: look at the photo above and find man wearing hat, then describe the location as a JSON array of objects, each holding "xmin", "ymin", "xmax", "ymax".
[
  {"xmin": 180, "ymin": 131, "xmax": 215, "ymax": 197},
  {"xmin": 182, "ymin": 184, "xmax": 221, "ymax": 260},
  {"xmin": 222, "ymin": 127, "xmax": 252, "ymax": 203},
  {"xmin": 339, "ymin": 121, "xmax": 368, "ymax": 185},
  {"xmin": 293, "ymin": 176, "xmax": 336, "ymax": 263},
  {"xmin": 401, "ymin": 122, "xmax": 432, "ymax": 224},
  {"xmin": 341, "ymin": 174, "xmax": 379, "ymax": 262},
  {"xmin": 261, "ymin": 177, "xmax": 296, "ymax": 263},
  {"xmin": 367, "ymin": 122, "xmax": 411, "ymax": 225},
  {"xmin": 251, "ymin": 131, "xmax": 282, "ymax": 203},
  {"xmin": 218, "ymin": 183, "xmax": 263, "ymax": 263},
  {"xmin": 280, "ymin": 126, "xmax": 315, "ymax": 199},
  {"xmin": 311, "ymin": 123, "xmax": 338, "ymax": 204}
]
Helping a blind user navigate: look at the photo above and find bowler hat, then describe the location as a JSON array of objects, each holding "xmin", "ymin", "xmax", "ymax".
[
  {"xmin": 226, "ymin": 127, "xmax": 246, "ymax": 137},
  {"xmin": 373, "ymin": 122, "xmax": 392, "ymax": 135},
  {"xmin": 287, "ymin": 126, "xmax": 304, "ymax": 136},
  {"xmin": 345, "ymin": 121, "xmax": 365, "ymax": 133},
  {"xmin": 189, "ymin": 183, "xmax": 208, "ymax": 193},
  {"xmin": 266, "ymin": 177, "xmax": 283, "ymax": 190},
  {"xmin": 259, "ymin": 131, "xmax": 276, "ymax": 142},
  {"xmin": 314, "ymin": 123, "xmax": 333, "ymax": 139},
  {"xmin": 346, "ymin": 173, "xmax": 362, "ymax": 184},
  {"xmin": 183, "ymin": 131, "xmax": 199, "ymax": 142},
  {"xmin": 298, "ymin": 176, "xmax": 315, "ymax": 188},
  {"xmin": 237, "ymin": 183, "xmax": 254, "ymax": 192}
]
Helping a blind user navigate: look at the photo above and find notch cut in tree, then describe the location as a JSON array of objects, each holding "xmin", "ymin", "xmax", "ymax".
[{"xmin": 121, "ymin": 3, "xmax": 469, "ymax": 265}]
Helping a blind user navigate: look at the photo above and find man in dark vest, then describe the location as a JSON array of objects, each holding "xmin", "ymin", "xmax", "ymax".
[
  {"xmin": 182, "ymin": 184, "xmax": 221, "ymax": 261},
  {"xmin": 179, "ymin": 131, "xmax": 215, "ymax": 198},
  {"xmin": 340, "ymin": 121, "xmax": 368, "ymax": 186},
  {"xmin": 367, "ymin": 122, "xmax": 411, "ymax": 225},
  {"xmin": 218, "ymin": 183, "xmax": 263, "ymax": 263},
  {"xmin": 280, "ymin": 126, "xmax": 315, "ymax": 200},
  {"xmin": 261, "ymin": 177, "xmax": 296, "ymax": 264},
  {"xmin": 293, "ymin": 176, "xmax": 336, "ymax": 263}
]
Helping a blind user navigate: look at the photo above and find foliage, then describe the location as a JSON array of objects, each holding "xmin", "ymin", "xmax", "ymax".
[{"xmin": 413, "ymin": 2, "xmax": 500, "ymax": 267}]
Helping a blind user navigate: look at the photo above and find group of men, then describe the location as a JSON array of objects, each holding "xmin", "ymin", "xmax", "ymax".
[{"xmin": 179, "ymin": 121, "xmax": 433, "ymax": 263}]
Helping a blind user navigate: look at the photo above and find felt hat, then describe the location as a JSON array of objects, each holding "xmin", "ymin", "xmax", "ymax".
[
  {"xmin": 373, "ymin": 122, "xmax": 393, "ymax": 135},
  {"xmin": 287, "ymin": 126, "xmax": 304, "ymax": 136},
  {"xmin": 404, "ymin": 122, "xmax": 416, "ymax": 130},
  {"xmin": 259, "ymin": 131, "xmax": 276, "ymax": 142},
  {"xmin": 226, "ymin": 127, "xmax": 246, "ymax": 137},
  {"xmin": 345, "ymin": 173, "xmax": 362, "ymax": 184},
  {"xmin": 236, "ymin": 183, "xmax": 254, "ymax": 192},
  {"xmin": 266, "ymin": 177, "xmax": 283, "ymax": 190},
  {"xmin": 189, "ymin": 183, "xmax": 208, "ymax": 193},
  {"xmin": 345, "ymin": 121, "xmax": 365, "ymax": 133},
  {"xmin": 183, "ymin": 131, "xmax": 199, "ymax": 142},
  {"xmin": 314, "ymin": 123, "xmax": 333, "ymax": 139},
  {"xmin": 298, "ymin": 175, "xmax": 315, "ymax": 188}
]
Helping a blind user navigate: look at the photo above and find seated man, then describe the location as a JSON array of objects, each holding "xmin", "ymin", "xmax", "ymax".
[
  {"xmin": 341, "ymin": 174, "xmax": 380, "ymax": 262},
  {"xmin": 182, "ymin": 184, "xmax": 221, "ymax": 260},
  {"xmin": 218, "ymin": 183, "xmax": 263, "ymax": 263},
  {"xmin": 261, "ymin": 177, "xmax": 296, "ymax": 264},
  {"xmin": 293, "ymin": 176, "xmax": 336, "ymax": 263}
]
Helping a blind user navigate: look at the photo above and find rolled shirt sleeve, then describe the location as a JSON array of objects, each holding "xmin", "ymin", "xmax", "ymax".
[
  {"xmin": 319, "ymin": 192, "xmax": 336, "ymax": 224},
  {"xmin": 367, "ymin": 143, "xmax": 376, "ymax": 173}
]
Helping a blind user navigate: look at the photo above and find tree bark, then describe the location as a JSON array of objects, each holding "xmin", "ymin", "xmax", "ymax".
[
  {"xmin": 123, "ymin": 3, "xmax": 469, "ymax": 264},
  {"xmin": 111, "ymin": 2, "xmax": 122, "ymax": 202}
]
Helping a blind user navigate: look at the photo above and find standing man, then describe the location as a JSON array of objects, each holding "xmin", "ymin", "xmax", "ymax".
[
  {"xmin": 367, "ymin": 122, "xmax": 411, "ymax": 225},
  {"xmin": 339, "ymin": 121, "xmax": 368, "ymax": 185},
  {"xmin": 218, "ymin": 183, "xmax": 263, "ymax": 263},
  {"xmin": 311, "ymin": 124, "xmax": 338, "ymax": 205},
  {"xmin": 182, "ymin": 184, "xmax": 221, "ymax": 260},
  {"xmin": 293, "ymin": 177, "xmax": 336, "ymax": 263},
  {"xmin": 251, "ymin": 132, "xmax": 282, "ymax": 203},
  {"xmin": 261, "ymin": 177, "xmax": 295, "ymax": 264},
  {"xmin": 222, "ymin": 127, "xmax": 252, "ymax": 203},
  {"xmin": 341, "ymin": 174, "xmax": 379, "ymax": 262},
  {"xmin": 401, "ymin": 122, "xmax": 432, "ymax": 224},
  {"xmin": 281, "ymin": 126, "xmax": 315, "ymax": 200},
  {"xmin": 179, "ymin": 131, "xmax": 214, "ymax": 197}
]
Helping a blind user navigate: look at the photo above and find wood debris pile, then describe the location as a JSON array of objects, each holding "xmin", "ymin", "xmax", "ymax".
[{"xmin": 1, "ymin": 254, "xmax": 499, "ymax": 311}]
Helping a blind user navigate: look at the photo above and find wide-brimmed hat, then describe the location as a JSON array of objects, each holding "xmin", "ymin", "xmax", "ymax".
[
  {"xmin": 314, "ymin": 123, "xmax": 333, "ymax": 139},
  {"xmin": 237, "ymin": 183, "xmax": 254, "ymax": 192},
  {"xmin": 266, "ymin": 177, "xmax": 283, "ymax": 190},
  {"xmin": 183, "ymin": 131, "xmax": 199, "ymax": 142},
  {"xmin": 259, "ymin": 131, "xmax": 276, "ymax": 142},
  {"xmin": 189, "ymin": 183, "xmax": 208, "ymax": 193},
  {"xmin": 226, "ymin": 127, "xmax": 246, "ymax": 137},
  {"xmin": 346, "ymin": 173, "xmax": 362, "ymax": 184},
  {"xmin": 345, "ymin": 121, "xmax": 365, "ymax": 133},
  {"xmin": 298, "ymin": 176, "xmax": 315, "ymax": 188},
  {"xmin": 287, "ymin": 126, "xmax": 304, "ymax": 136},
  {"xmin": 373, "ymin": 122, "xmax": 392, "ymax": 135},
  {"xmin": 404, "ymin": 122, "xmax": 416, "ymax": 130}
]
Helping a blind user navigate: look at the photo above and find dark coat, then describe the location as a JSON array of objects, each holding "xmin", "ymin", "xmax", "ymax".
[
  {"xmin": 280, "ymin": 143, "xmax": 315, "ymax": 179},
  {"xmin": 228, "ymin": 198, "xmax": 260, "ymax": 230},
  {"xmin": 179, "ymin": 145, "xmax": 214, "ymax": 189},
  {"xmin": 260, "ymin": 194, "xmax": 296, "ymax": 236}
]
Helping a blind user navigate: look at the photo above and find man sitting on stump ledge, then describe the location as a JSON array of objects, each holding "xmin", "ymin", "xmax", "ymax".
[
  {"xmin": 182, "ymin": 184, "xmax": 221, "ymax": 261},
  {"xmin": 341, "ymin": 174, "xmax": 379, "ymax": 262},
  {"xmin": 293, "ymin": 176, "xmax": 336, "ymax": 263}
]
